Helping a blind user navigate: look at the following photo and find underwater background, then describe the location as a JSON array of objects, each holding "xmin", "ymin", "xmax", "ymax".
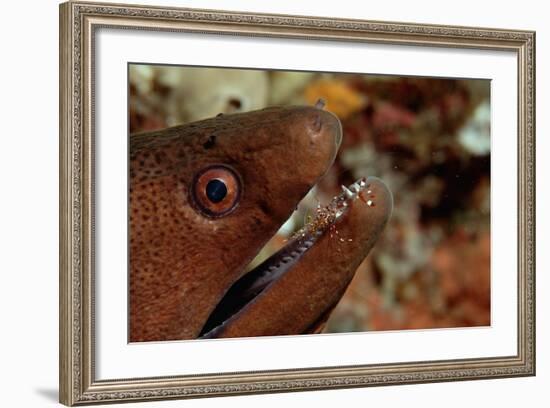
[{"xmin": 129, "ymin": 65, "xmax": 491, "ymax": 333}]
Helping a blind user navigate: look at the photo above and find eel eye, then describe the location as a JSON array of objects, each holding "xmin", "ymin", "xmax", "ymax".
[{"xmin": 192, "ymin": 166, "xmax": 241, "ymax": 217}]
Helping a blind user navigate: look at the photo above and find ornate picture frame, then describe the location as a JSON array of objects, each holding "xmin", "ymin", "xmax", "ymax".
[{"xmin": 59, "ymin": 1, "xmax": 535, "ymax": 405}]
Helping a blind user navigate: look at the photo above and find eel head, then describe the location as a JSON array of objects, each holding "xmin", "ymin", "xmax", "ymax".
[{"xmin": 129, "ymin": 104, "xmax": 391, "ymax": 341}]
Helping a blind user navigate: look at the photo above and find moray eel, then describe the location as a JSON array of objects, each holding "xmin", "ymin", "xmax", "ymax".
[{"xmin": 129, "ymin": 104, "xmax": 392, "ymax": 342}]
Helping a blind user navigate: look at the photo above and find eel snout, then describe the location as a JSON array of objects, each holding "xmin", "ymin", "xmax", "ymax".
[{"xmin": 201, "ymin": 176, "xmax": 392, "ymax": 338}]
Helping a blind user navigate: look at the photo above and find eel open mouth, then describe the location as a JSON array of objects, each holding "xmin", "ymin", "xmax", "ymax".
[{"xmin": 200, "ymin": 176, "xmax": 392, "ymax": 339}]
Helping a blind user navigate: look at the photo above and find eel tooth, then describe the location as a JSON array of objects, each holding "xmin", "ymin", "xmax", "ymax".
[
  {"xmin": 341, "ymin": 185, "xmax": 355, "ymax": 199},
  {"xmin": 349, "ymin": 183, "xmax": 360, "ymax": 193}
]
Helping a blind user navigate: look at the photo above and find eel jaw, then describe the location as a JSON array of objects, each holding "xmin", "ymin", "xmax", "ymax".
[{"xmin": 199, "ymin": 176, "xmax": 392, "ymax": 339}]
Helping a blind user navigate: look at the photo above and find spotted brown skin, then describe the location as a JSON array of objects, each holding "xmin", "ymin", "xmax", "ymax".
[{"xmin": 130, "ymin": 106, "xmax": 342, "ymax": 342}]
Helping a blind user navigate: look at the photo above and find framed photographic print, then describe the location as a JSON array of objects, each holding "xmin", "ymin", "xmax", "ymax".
[{"xmin": 59, "ymin": 1, "xmax": 536, "ymax": 405}]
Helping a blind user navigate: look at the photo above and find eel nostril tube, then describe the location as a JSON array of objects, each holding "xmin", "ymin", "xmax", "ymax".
[{"xmin": 315, "ymin": 98, "xmax": 326, "ymax": 110}]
